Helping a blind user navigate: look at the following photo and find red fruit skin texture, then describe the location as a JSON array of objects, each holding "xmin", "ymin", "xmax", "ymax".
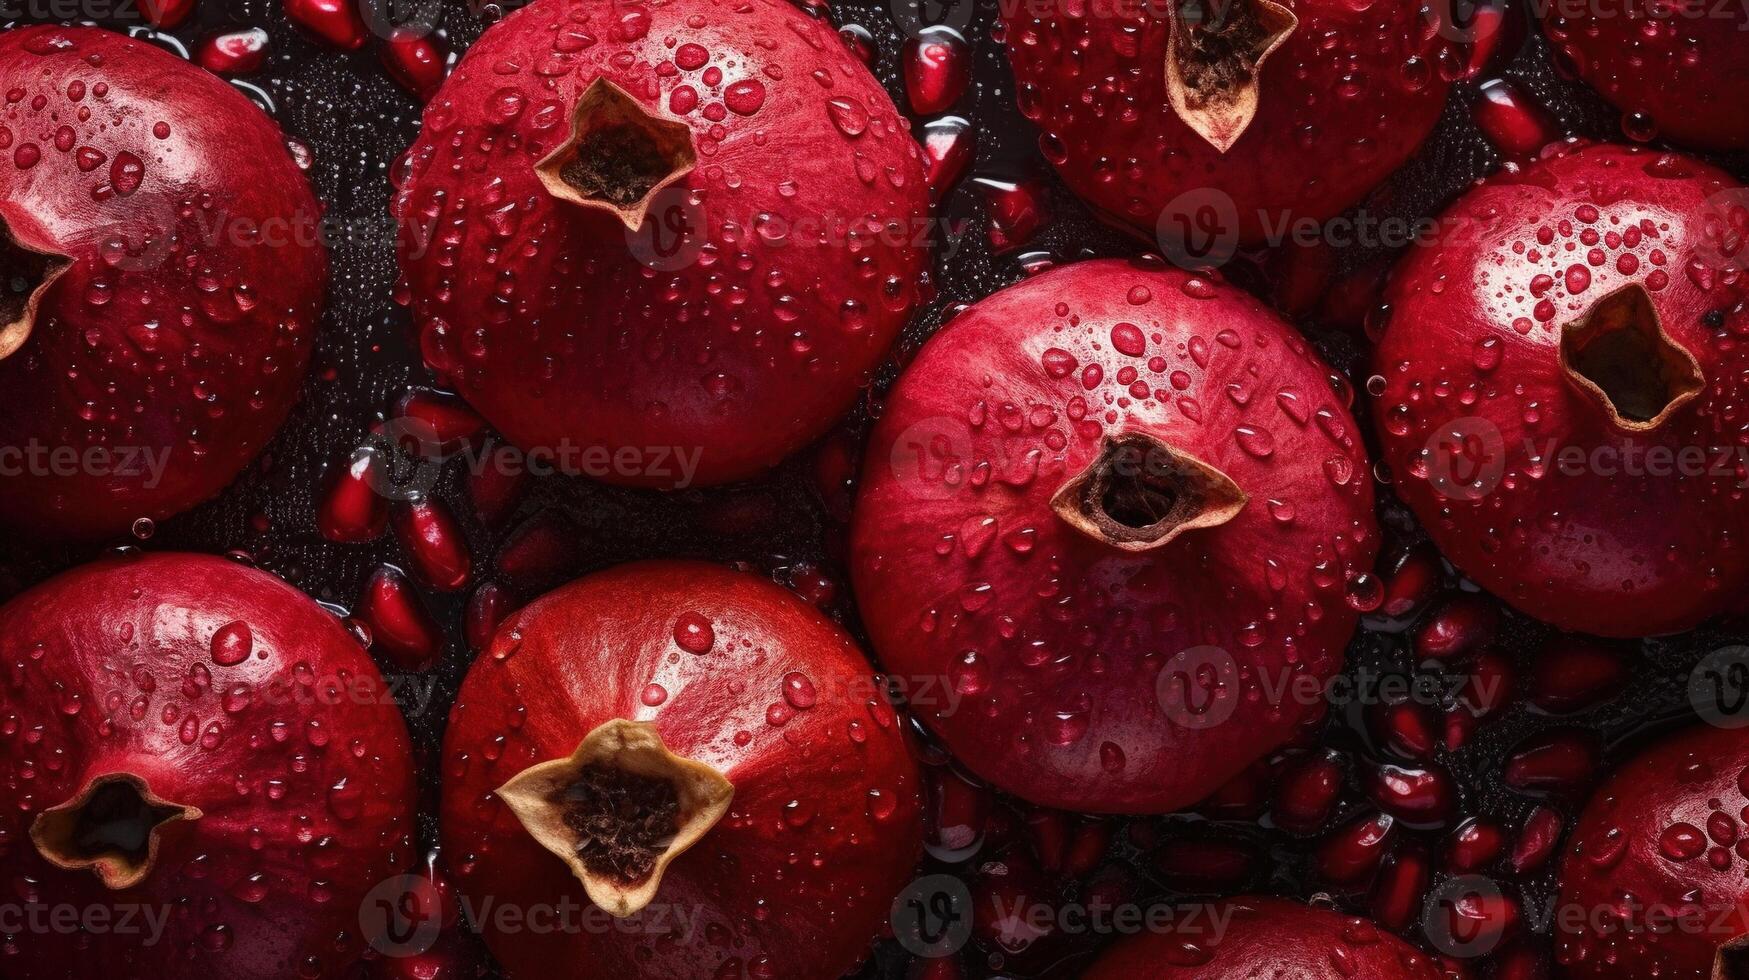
[
  {"xmin": 1556, "ymin": 724, "xmax": 1749, "ymax": 979},
  {"xmin": 851, "ymin": 259, "xmax": 1380, "ymax": 813},
  {"xmin": 1082, "ymin": 896, "xmax": 1444, "ymax": 978},
  {"xmin": 1372, "ymin": 143, "xmax": 1749, "ymax": 638},
  {"xmin": 0, "ymin": 552, "xmax": 417, "ymax": 978},
  {"xmin": 998, "ymin": 0, "xmax": 1450, "ymax": 243},
  {"xmin": 394, "ymin": 0, "xmax": 931, "ymax": 489},
  {"xmin": 1543, "ymin": 0, "xmax": 1749, "ymax": 151},
  {"xmin": 440, "ymin": 561, "xmax": 923, "ymax": 980},
  {"xmin": 0, "ymin": 26, "xmax": 328, "ymax": 539}
]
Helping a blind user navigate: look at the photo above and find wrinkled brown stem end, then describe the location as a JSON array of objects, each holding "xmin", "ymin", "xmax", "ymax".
[
  {"xmin": 1559, "ymin": 282, "xmax": 1704, "ymax": 433},
  {"xmin": 0, "ymin": 216, "xmax": 71, "ymax": 361},
  {"xmin": 1166, "ymin": 0, "xmax": 1298, "ymax": 153},
  {"xmin": 1051, "ymin": 432, "xmax": 1248, "ymax": 552},
  {"xmin": 29, "ymin": 773, "xmax": 201, "ymax": 890},
  {"xmin": 497, "ymin": 719, "xmax": 733, "ymax": 918},
  {"xmin": 1714, "ymin": 932, "xmax": 1749, "ymax": 980},
  {"xmin": 534, "ymin": 77, "xmax": 698, "ymax": 233}
]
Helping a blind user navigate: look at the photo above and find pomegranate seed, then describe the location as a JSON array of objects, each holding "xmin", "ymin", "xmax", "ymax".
[
  {"xmin": 1063, "ymin": 821, "xmax": 1110, "ymax": 878},
  {"xmin": 382, "ymin": 30, "xmax": 448, "ymax": 102},
  {"xmin": 1365, "ymin": 763, "xmax": 1457, "ymax": 829},
  {"xmin": 1446, "ymin": 817, "xmax": 1506, "ymax": 872},
  {"xmin": 284, "ymin": 0, "xmax": 369, "ymax": 51},
  {"xmin": 1026, "ymin": 808, "xmax": 1070, "ymax": 873},
  {"xmin": 1475, "ymin": 78, "xmax": 1558, "ymax": 159},
  {"xmin": 463, "ymin": 582, "xmax": 516, "ymax": 654},
  {"xmin": 1373, "ymin": 699, "xmax": 1439, "ymax": 760},
  {"xmin": 498, "ymin": 515, "xmax": 579, "ymax": 588},
  {"xmin": 393, "ymin": 386, "xmax": 484, "ymax": 449},
  {"xmin": 1370, "ymin": 845, "xmax": 1431, "ymax": 930},
  {"xmin": 1455, "ymin": 650, "xmax": 1515, "ymax": 719},
  {"xmin": 1503, "ymin": 728, "xmax": 1600, "ymax": 798},
  {"xmin": 1488, "ymin": 942, "xmax": 1551, "ymax": 980},
  {"xmin": 1529, "ymin": 637, "xmax": 1629, "ymax": 714},
  {"xmin": 467, "ymin": 439, "xmax": 527, "ymax": 526},
  {"xmin": 924, "ymin": 767, "xmax": 990, "ymax": 863},
  {"xmin": 317, "ymin": 449, "xmax": 388, "ymax": 543},
  {"xmin": 393, "ymin": 496, "xmax": 472, "ymax": 592},
  {"xmin": 357, "ymin": 565, "xmax": 441, "ymax": 670},
  {"xmin": 1510, "ymin": 805, "xmax": 1564, "ymax": 873},
  {"xmin": 1414, "ymin": 594, "xmax": 1500, "ymax": 664},
  {"xmin": 1430, "ymin": 886, "xmax": 1520, "ymax": 958},
  {"xmin": 1272, "ymin": 751, "xmax": 1346, "ymax": 834},
  {"xmin": 920, "ymin": 116, "xmax": 974, "ymax": 197},
  {"xmin": 901, "ymin": 25, "xmax": 970, "ymax": 115},
  {"xmin": 196, "ymin": 28, "xmax": 270, "ymax": 76},
  {"xmin": 1368, "ymin": 544, "xmax": 1443, "ymax": 627},
  {"xmin": 1315, "ymin": 810, "xmax": 1397, "ymax": 885},
  {"xmin": 977, "ymin": 177, "xmax": 1049, "ymax": 254},
  {"xmin": 141, "ymin": 0, "xmax": 197, "ymax": 27}
]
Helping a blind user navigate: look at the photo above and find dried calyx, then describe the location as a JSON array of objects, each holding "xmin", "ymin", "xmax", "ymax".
[
  {"xmin": 1714, "ymin": 934, "xmax": 1749, "ymax": 980},
  {"xmin": 1051, "ymin": 431, "xmax": 1248, "ymax": 552},
  {"xmin": 534, "ymin": 77, "xmax": 698, "ymax": 233},
  {"xmin": 1165, "ymin": 0, "xmax": 1298, "ymax": 153},
  {"xmin": 0, "ymin": 215, "xmax": 71, "ymax": 361},
  {"xmin": 30, "ymin": 773, "xmax": 202, "ymax": 890},
  {"xmin": 1559, "ymin": 282, "xmax": 1704, "ymax": 432},
  {"xmin": 497, "ymin": 719, "xmax": 733, "ymax": 917}
]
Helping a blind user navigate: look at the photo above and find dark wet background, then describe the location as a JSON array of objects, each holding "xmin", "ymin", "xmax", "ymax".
[{"xmin": 2, "ymin": 0, "xmax": 1746, "ymax": 975}]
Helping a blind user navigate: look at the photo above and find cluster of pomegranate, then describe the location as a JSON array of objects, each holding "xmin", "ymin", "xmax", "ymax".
[{"xmin": 1, "ymin": 0, "xmax": 1746, "ymax": 978}]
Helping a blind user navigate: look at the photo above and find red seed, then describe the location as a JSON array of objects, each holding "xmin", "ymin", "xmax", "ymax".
[
  {"xmin": 1372, "ymin": 700, "xmax": 1438, "ymax": 761},
  {"xmin": 1510, "ymin": 805, "xmax": 1564, "ymax": 873},
  {"xmin": 1529, "ymin": 637, "xmax": 1629, "ymax": 714},
  {"xmin": 141, "ymin": 0, "xmax": 197, "ymax": 27},
  {"xmin": 1474, "ymin": 78, "xmax": 1557, "ymax": 159},
  {"xmin": 1503, "ymin": 728, "xmax": 1600, "ymax": 798},
  {"xmin": 1271, "ymin": 751, "xmax": 1346, "ymax": 834},
  {"xmin": 393, "ymin": 496, "xmax": 472, "ymax": 592},
  {"xmin": 1414, "ymin": 594, "xmax": 1500, "ymax": 663},
  {"xmin": 920, "ymin": 116, "xmax": 974, "ymax": 198},
  {"xmin": 467, "ymin": 438, "xmax": 527, "ymax": 527},
  {"xmin": 978, "ymin": 177, "xmax": 1049, "ymax": 255},
  {"xmin": 381, "ymin": 30, "xmax": 448, "ymax": 102},
  {"xmin": 1315, "ymin": 810, "xmax": 1396, "ymax": 885},
  {"xmin": 393, "ymin": 386, "xmax": 484, "ymax": 449},
  {"xmin": 1372, "ymin": 544, "xmax": 1443, "ymax": 625},
  {"xmin": 357, "ymin": 565, "xmax": 442, "ymax": 670},
  {"xmin": 924, "ymin": 767, "xmax": 991, "ymax": 863},
  {"xmin": 318, "ymin": 449, "xmax": 388, "ymax": 543},
  {"xmin": 284, "ymin": 0, "xmax": 369, "ymax": 52},
  {"xmin": 463, "ymin": 582, "xmax": 517, "ymax": 654},
  {"xmin": 497, "ymin": 514, "xmax": 578, "ymax": 589},
  {"xmin": 1365, "ymin": 763, "xmax": 1457, "ymax": 829},
  {"xmin": 196, "ymin": 28, "xmax": 271, "ymax": 76},
  {"xmin": 1026, "ymin": 807, "xmax": 1070, "ymax": 873},
  {"xmin": 1149, "ymin": 837, "xmax": 1257, "ymax": 893},
  {"xmin": 1446, "ymin": 817, "xmax": 1507, "ymax": 872},
  {"xmin": 1370, "ymin": 845, "xmax": 1431, "ymax": 930},
  {"xmin": 901, "ymin": 26, "xmax": 970, "ymax": 115},
  {"xmin": 1063, "ymin": 821, "xmax": 1111, "ymax": 878}
]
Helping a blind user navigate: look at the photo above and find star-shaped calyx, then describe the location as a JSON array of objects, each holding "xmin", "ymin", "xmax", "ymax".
[
  {"xmin": 534, "ymin": 77, "xmax": 699, "ymax": 233},
  {"xmin": 1166, "ymin": 0, "xmax": 1299, "ymax": 153},
  {"xmin": 0, "ymin": 214, "xmax": 72, "ymax": 361},
  {"xmin": 1050, "ymin": 431, "xmax": 1249, "ymax": 553},
  {"xmin": 1559, "ymin": 282, "xmax": 1705, "ymax": 432},
  {"xmin": 30, "ymin": 772, "xmax": 203, "ymax": 890}
]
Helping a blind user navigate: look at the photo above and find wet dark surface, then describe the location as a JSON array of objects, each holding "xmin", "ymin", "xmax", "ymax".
[{"xmin": 2, "ymin": 0, "xmax": 1747, "ymax": 976}]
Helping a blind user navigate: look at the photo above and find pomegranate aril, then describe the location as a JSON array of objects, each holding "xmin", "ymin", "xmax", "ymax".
[
  {"xmin": 394, "ymin": 386, "xmax": 485, "ymax": 449},
  {"xmin": 358, "ymin": 565, "xmax": 442, "ymax": 671},
  {"xmin": 924, "ymin": 767, "xmax": 988, "ymax": 863},
  {"xmin": 1446, "ymin": 817, "xmax": 1506, "ymax": 872},
  {"xmin": 467, "ymin": 439, "xmax": 527, "ymax": 526},
  {"xmin": 1503, "ymin": 729, "xmax": 1599, "ymax": 799},
  {"xmin": 1474, "ymin": 78, "xmax": 1558, "ymax": 158},
  {"xmin": 1316, "ymin": 811, "xmax": 1397, "ymax": 885},
  {"xmin": 1370, "ymin": 845, "xmax": 1431, "ymax": 931},
  {"xmin": 382, "ymin": 30, "xmax": 448, "ymax": 102},
  {"xmin": 1367, "ymin": 544, "xmax": 1442, "ymax": 627},
  {"xmin": 393, "ymin": 497, "xmax": 472, "ymax": 592},
  {"xmin": 1365, "ymin": 763, "xmax": 1457, "ymax": 830},
  {"xmin": 1433, "ymin": 886, "xmax": 1520, "ymax": 959},
  {"xmin": 1063, "ymin": 821, "xmax": 1111, "ymax": 877},
  {"xmin": 1372, "ymin": 699, "xmax": 1438, "ymax": 761},
  {"xmin": 497, "ymin": 514, "xmax": 579, "ymax": 590},
  {"xmin": 318, "ymin": 449, "xmax": 389, "ymax": 543},
  {"xmin": 921, "ymin": 116, "xmax": 974, "ymax": 197},
  {"xmin": 1510, "ymin": 805, "xmax": 1563, "ymax": 873},
  {"xmin": 141, "ymin": 0, "xmax": 197, "ymax": 27},
  {"xmin": 1271, "ymin": 751, "xmax": 1346, "ymax": 834},
  {"xmin": 196, "ymin": 28, "xmax": 271, "ymax": 76},
  {"xmin": 1025, "ymin": 807, "xmax": 1070, "ymax": 873},
  {"xmin": 464, "ymin": 582, "xmax": 516, "ymax": 655},
  {"xmin": 1529, "ymin": 637, "xmax": 1628, "ymax": 714},
  {"xmin": 1149, "ymin": 837, "xmax": 1257, "ymax": 893},
  {"xmin": 1414, "ymin": 595, "xmax": 1500, "ymax": 664},
  {"xmin": 285, "ymin": 0, "xmax": 369, "ymax": 51},
  {"xmin": 977, "ymin": 177, "xmax": 1049, "ymax": 254},
  {"xmin": 902, "ymin": 25, "xmax": 970, "ymax": 115}
]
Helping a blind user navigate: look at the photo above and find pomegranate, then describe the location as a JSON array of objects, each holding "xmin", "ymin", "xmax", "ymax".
[
  {"xmin": 1371, "ymin": 142, "xmax": 1749, "ymax": 637},
  {"xmin": 1543, "ymin": 0, "xmax": 1749, "ymax": 150},
  {"xmin": 393, "ymin": 0, "xmax": 930, "ymax": 489},
  {"xmin": 1556, "ymin": 723, "xmax": 1749, "ymax": 978},
  {"xmin": 851, "ymin": 258, "xmax": 1380, "ymax": 813},
  {"xmin": 0, "ymin": 552, "xmax": 417, "ymax": 978},
  {"xmin": 1082, "ymin": 896, "xmax": 1443, "ymax": 977},
  {"xmin": 440, "ymin": 561, "xmax": 923, "ymax": 979},
  {"xmin": 998, "ymin": 0, "xmax": 1450, "ymax": 245},
  {"xmin": 0, "ymin": 26, "xmax": 328, "ymax": 539}
]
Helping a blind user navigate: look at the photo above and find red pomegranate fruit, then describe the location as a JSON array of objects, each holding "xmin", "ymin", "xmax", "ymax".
[
  {"xmin": 1556, "ymin": 723, "xmax": 1749, "ymax": 978},
  {"xmin": 0, "ymin": 26, "xmax": 328, "ymax": 539},
  {"xmin": 1371, "ymin": 142, "xmax": 1749, "ymax": 637},
  {"xmin": 440, "ymin": 561, "xmax": 923, "ymax": 979},
  {"xmin": 1082, "ymin": 896, "xmax": 1443, "ymax": 977},
  {"xmin": 851, "ymin": 258, "xmax": 1380, "ymax": 814},
  {"xmin": 393, "ymin": 0, "xmax": 930, "ymax": 489},
  {"xmin": 999, "ymin": 0, "xmax": 1451, "ymax": 246},
  {"xmin": 1543, "ymin": 0, "xmax": 1749, "ymax": 151},
  {"xmin": 0, "ymin": 552, "xmax": 417, "ymax": 978}
]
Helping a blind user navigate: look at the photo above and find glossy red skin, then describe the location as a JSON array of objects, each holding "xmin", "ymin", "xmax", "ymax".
[
  {"xmin": 851, "ymin": 259, "xmax": 1380, "ymax": 813},
  {"xmin": 440, "ymin": 561, "xmax": 923, "ymax": 980},
  {"xmin": 1543, "ymin": 0, "xmax": 1749, "ymax": 151},
  {"xmin": 1372, "ymin": 143, "xmax": 1749, "ymax": 638},
  {"xmin": 0, "ymin": 26, "xmax": 327, "ymax": 539},
  {"xmin": 999, "ymin": 0, "xmax": 1450, "ymax": 243},
  {"xmin": 1556, "ymin": 724, "xmax": 1749, "ymax": 978},
  {"xmin": 0, "ymin": 552, "xmax": 417, "ymax": 979},
  {"xmin": 394, "ymin": 0, "xmax": 930, "ymax": 489},
  {"xmin": 1083, "ymin": 897, "xmax": 1443, "ymax": 978}
]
